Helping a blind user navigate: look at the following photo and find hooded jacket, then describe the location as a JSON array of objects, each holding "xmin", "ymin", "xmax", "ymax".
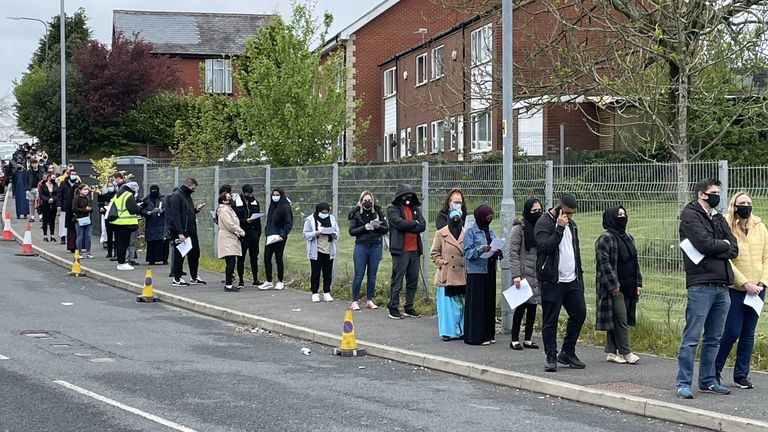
[
  {"xmin": 679, "ymin": 200, "xmax": 738, "ymax": 287},
  {"xmin": 386, "ymin": 184, "xmax": 426, "ymax": 255},
  {"xmin": 534, "ymin": 208, "xmax": 583, "ymax": 285},
  {"xmin": 166, "ymin": 185, "xmax": 198, "ymax": 235},
  {"xmin": 233, "ymin": 193, "xmax": 262, "ymax": 236}
]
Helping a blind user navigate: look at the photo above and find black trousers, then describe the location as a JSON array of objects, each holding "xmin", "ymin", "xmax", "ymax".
[
  {"xmin": 172, "ymin": 231, "xmax": 200, "ymax": 280},
  {"xmin": 114, "ymin": 225, "xmax": 134, "ymax": 264},
  {"xmin": 105, "ymin": 221, "xmax": 115, "ymax": 255},
  {"xmin": 264, "ymin": 239, "xmax": 286, "ymax": 282},
  {"xmin": 310, "ymin": 252, "xmax": 333, "ymax": 294},
  {"xmin": 388, "ymin": 251, "xmax": 420, "ymax": 311},
  {"xmin": 541, "ymin": 279, "xmax": 586, "ymax": 356},
  {"xmin": 511, "ymin": 303, "xmax": 538, "ymax": 342},
  {"xmin": 41, "ymin": 205, "xmax": 56, "ymax": 236},
  {"xmin": 224, "ymin": 256, "xmax": 237, "ymax": 285},
  {"xmin": 237, "ymin": 232, "xmax": 260, "ymax": 282}
]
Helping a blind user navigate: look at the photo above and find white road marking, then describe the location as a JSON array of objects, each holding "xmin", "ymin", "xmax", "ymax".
[
  {"xmin": 53, "ymin": 380, "xmax": 198, "ymax": 432},
  {"xmin": 0, "ymin": 354, "xmax": 9, "ymax": 360},
  {"xmin": 61, "ymin": 302, "xmax": 74, "ymax": 306}
]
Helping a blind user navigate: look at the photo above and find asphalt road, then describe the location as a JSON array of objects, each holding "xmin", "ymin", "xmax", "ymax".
[{"xmin": 0, "ymin": 243, "xmax": 703, "ymax": 432}]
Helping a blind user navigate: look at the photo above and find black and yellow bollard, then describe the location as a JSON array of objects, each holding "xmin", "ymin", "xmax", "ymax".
[{"xmin": 137, "ymin": 268, "xmax": 158, "ymax": 302}]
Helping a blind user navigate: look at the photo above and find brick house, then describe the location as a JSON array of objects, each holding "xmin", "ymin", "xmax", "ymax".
[{"xmin": 112, "ymin": 10, "xmax": 272, "ymax": 96}]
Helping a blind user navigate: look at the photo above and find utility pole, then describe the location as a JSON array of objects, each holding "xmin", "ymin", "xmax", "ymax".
[
  {"xmin": 60, "ymin": 0, "xmax": 67, "ymax": 166},
  {"xmin": 499, "ymin": 0, "xmax": 515, "ymax": 332}
]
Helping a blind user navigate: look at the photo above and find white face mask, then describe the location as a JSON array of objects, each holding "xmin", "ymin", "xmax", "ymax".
[
  {"xmin": 272, "ymin": 195, "xmax": 280, "ymax": 203},
  {"xmin": 318, "ymin": 212, "xmax": 329, "ymax": 220}
]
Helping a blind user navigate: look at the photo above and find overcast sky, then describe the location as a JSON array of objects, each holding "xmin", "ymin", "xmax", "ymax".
[{"xmin": 0, "ymin": 0, "xmax": 374, "ymax": 101}]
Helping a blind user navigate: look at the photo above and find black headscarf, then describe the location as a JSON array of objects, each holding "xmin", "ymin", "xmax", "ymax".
[
  {"xmin": 149, "ymin": 184, "xmax": 160, "ymax": 205},
  {"xmin": 522, "ymin": 197, "xmax": 541, "ymax": 251},
  {"xmin": 602, "ymin": 205, "xmax": 636, "ymax": 261},
  {"xmin": 448, "ymin": 210, "xmax": 462, "ymax": 240},
  {"xmin": 474, "ymin": 204, "xmax": 493, "ymax": 243}
]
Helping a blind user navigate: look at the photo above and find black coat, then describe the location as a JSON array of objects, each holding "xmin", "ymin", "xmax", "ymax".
[
  {"xmin": 264, "ymin": 198, "xmax": 293, "ymax": 238},
  {"xmin": 534, "ymin": 209, "xmax": 583, "ymax": 285},
  {"xmin": 233, "ymin": 194, "xmax": 262, "ymax": 237},
  {"xmin": 141, "ymin": 194, "xmax": 166, "ymax": 242},
  {"xmin": 166, "ymin": 187, "xmax": 198, "ymax": 235},
  {"xmin": 348, "ymin": 204, "xmax": 389, "ymax": 244},
  {"xmin": 38, "ymin": 181, "xmax": 58, "ymax": 210},
  {"xmin": 679, "ymin": 201, "xmax": 738, "ymax": 287},
  {"xmin": 386, "ymin": 184, "xmax": 426, "ymax": 255},
  {"xmin": 25, "ymin": 167, "xmax": 44, "ymax": 190}
]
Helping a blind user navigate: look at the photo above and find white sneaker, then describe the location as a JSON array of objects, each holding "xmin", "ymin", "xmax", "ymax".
[
  {"xmin": 323, "ymin": 293, "xmax": 333, "ymax": 302},
  {"xmin": 366, "ymin": 300, "xmax": 378, "ymax": 310},
  {"xmin": 350, "ymin": 301, "xmax": 361, "ymax": 311},
  {"xmin": 116, "ymin": 263, "xmax": 134, "ymax": 271},
  {"xmin": 311, "ymin": 293, "xmax": 320, "ymax": 303},
  {"xmin": 607, "ymin": 353, "xmax": 627, "ymax": 364},
  {"xmin": 257, "ymin": 281, "xmax": 274, "ymax": 290},
  {"xmin": 275, "ymin": 282, "xmax": 284, "ymax": 290}
]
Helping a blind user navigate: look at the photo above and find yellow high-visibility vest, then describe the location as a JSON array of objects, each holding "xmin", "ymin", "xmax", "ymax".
[{"xmin": 110, "ymin": 192, "xmax": 138, "ymax": 226}]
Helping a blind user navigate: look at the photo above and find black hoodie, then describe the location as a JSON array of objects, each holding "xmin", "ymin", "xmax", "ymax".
[
  {"xmin": 679, "ymin": 200, "xmax": 738, "ymax": 287},
  {"xmin": 265, "ymin": 187, "xmax": 293, "ymax": 238},
  {"xmin": 386, "ymin": 184, "xmax": 426, "ymax": 255}
]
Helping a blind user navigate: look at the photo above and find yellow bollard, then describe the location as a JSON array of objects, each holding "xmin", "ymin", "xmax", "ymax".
[
  {"xmin": 333, "ymin": 308, "xmax": 366, "ymax": 357},
  {"xmin": 69, "ymin": 250, "xmax": 81, "ymax": 277},
  {"xmin": 137, "ymin": 268, "xmax": 158, "ymax": 302}
]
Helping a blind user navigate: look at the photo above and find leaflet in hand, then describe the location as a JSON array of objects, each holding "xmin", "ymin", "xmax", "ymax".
[
  {"xmin": 502, "ymin": 279, "xmax": 534, "ymax": 310},
  {"xmin": 679, "ymin": 238, "xmax": 704, "ymax": 265},
  {"xmin": 266, "ymin": 234, "xmax": 282, "ymax": 245},
  {"xmin": 744, "ymin": 293, "xmax": 764, "ymax": 315},
  {"xmin": 249, "ymin": 212, "xmax": 265, "ymax": 221},
  {"xmin": 480, "ymin": 238, "xmax": 506, "ymax": 258},
  {"xmin": 370, "ymin": 219, "xmax": 381, "ymax": 228},
  {"xmin": 209, "ymin": 210, "xmax": 217, "ymax": 220},
  {"xmin": 175, "ymin": 238, "xmax": 192, "ymax": 257},
  {"xmin": 320, "ymin": 226, "xmax": 336, "ymax": 235}
]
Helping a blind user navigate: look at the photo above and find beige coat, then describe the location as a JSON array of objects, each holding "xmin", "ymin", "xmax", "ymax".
[
  {"xmin": 216, "ymin": 204, "xmax": 245, "ymax": 259},
  {"xmin": 430, "ymin": 225, "xmax": 466, "ymax": 286}
]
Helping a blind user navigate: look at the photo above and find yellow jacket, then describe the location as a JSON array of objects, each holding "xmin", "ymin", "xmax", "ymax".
[{"xmin": 728, "ymin": 214, "xmax": 768, "ymax": 290}]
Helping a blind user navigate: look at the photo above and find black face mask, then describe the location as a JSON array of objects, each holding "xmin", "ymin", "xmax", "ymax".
[
  {"xmin": 150, "ymin": 190, "xmax": 160, "ymax": 198},
  {"xmin": 736, "ymin": 205, "xmax": 752, "ymax": 219},
  {"xmin": 362, "ymin": 202, "xmax": 372, "ymax": 210},
  {"xmin": 524, "ymin": 211, "xmax": 542, "ymax": 225},
  {"xmin": 616, "ymin": 217, "xmax": 628, "ymax": 231},
  {"xmin": 705, "ymin": 193, "xmax": 720, "ymax": 209}
]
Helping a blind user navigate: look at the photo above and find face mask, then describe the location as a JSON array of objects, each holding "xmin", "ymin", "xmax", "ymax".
[
  {"xmin": 736, "ymin": 205, "xmax": 752, "ymax": 219},
  {"xmin": 449, "ymin": 209, "xmax": 462, "ymax": 221},
  {"xmin": 106, "ymin": 186, "xmax": 115, "ymax": 193},
  {"xmin": 616, "ymin": 216, "xmax": 628, "ymax": 231},
  {"xmin": 705, "ymin": 193, "xmax": 720, "ymax": 208},
  {"xmin": 80, "ymin": 190, "xmax": 89, "ymax": 197},
  {"xmin": 451, "ymin": 202, "xmax": 462, "ymax": 211},
  {"xmin": 318, "ymin": 212, "xmax": 329, "ymax": 220},
  {"xmin": 525, "ymin": 210, "xmax": 542, "ymax": 224},
  {"xmin": 362, "ymin": 202, "xmax": 372, "ymax": 210},
  {"xmin": 272, "ymin": 195, "xmax": 280, "ymax": 203},
  {"xmin": 70, "ymin": 175, "xmax": 77, "ymax": 181}
]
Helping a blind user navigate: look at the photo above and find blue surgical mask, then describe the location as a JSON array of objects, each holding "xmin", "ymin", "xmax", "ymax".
[
  {"xmin": 106, "ymin": 186, "xmax": 115, "ymax": 193},
  {"xmin": 69, "ymin": 175, "xmax": 77, "ymax": 181},
  {"xmin": 450, "ymin": 202, "xmax": 462, "ymax": 211},
  {"xmin": 449, "ymin": 209, "xmax": 462, "ymax": 220},
  {"xmin": 271, "ymin": 195, "xmax": 280, "ymax": 203},
  {"xmin": 318, "ymin": 212, "xmax": 329, "ymax": 220}
]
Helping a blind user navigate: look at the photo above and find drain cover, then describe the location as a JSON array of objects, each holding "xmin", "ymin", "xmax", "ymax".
[{"xmin": 586, "ymin": 381, "xmax": 659, "ymax": 395}]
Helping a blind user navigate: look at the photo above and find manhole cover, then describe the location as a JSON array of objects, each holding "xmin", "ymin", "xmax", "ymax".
[{"xmin": 586, "ymin": 381, "xmax": 659, "ymax": 395}]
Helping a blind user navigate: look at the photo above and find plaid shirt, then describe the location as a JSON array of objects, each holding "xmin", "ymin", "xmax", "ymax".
[{"xmin": 594, "ymin": 231, "xmax": 642, "ymax": 331}]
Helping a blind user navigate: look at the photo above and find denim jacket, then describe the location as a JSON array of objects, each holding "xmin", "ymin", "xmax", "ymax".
[{"xmin": 463, "ymin": 223, "xmax": 496, "ymax": 274}]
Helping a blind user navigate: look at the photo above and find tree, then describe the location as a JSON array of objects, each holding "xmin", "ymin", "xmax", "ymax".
[
  {"xmin": 235, "ymin": 3, "xmax": 351, "ymax": 166},
  {"xmin": 30, "ymin": 8, "xmax": 92, "ymax": 69},
  {"xmin": 122, "ymin": 93, "xmax": 193, "ymax": 149},
  {"xmin": 172, "ymin": 94, "xmax": 240, "ymax": 166}
]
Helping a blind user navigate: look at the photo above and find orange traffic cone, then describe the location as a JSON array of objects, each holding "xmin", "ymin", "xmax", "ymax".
[
  {"xmin": 137, "ymin": 268, "xmax": 158, "ymax": 302},
  {"xmin": 333, "ymin": 309, "xmax": 366, "ymax": 357},
  {"xmin": 1, "ymin": 212, "xmax": 12, "ymax": 241},
  {"xmin": 15, "ymin": 223, "xmax": 38, "ymax": 257},
  {"xmin": 69, "ymin": 250, "xmax": 81, "ymax": 276}
]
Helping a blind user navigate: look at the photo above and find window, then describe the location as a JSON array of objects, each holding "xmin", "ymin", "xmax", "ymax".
[
  {"xmin": 204, "ymin": 59, "xmax": 232, "ymax": 93},
  {"xmin": 384, "ymin": 133, "xmax": 398, "ymax": 161},
  {"xmin": 471, "ymin": 112, "xmax": 491, "ymax": 152},
  {"xmin": 405, "ymin": 127, "xmax": 412, "ymax": 156},
  {"xmin": 449, "ymin": 117, "xmax": 459, "ymax": 151},
  {"xmin": 384, "ymin": 67, "xmax": 397, "ymax": 97},
  {"xmin": 416, "ymin": 124, "xmax": 428, "ymax": 154},
  {"xmin": 431, "ymin": 45, "xmax": 444, "ymax": 80},
  {"xmin": 431, "ymin": 120, "xmax": 445, "ymax": 153},
  {"xmin": 416, "ymin": 53, "xmax": 427, "ymax": 86},
  {"xmin": 470, "ymin": 24, "xmax": 492, "ymax": 66}
]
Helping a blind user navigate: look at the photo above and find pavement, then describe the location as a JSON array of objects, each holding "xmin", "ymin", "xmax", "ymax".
[{"xmin": 3, "ymin": 193, "xmax": 767, "ymax": 432}]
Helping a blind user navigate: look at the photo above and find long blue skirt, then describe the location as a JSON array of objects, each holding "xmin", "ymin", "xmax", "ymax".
[
  {"xmin": 14, "ymin": 172, "xmax": 30, "ymax": 217},
  {"xmin": 436, "ymin": 286, "xmax": 465, "ymax": 339}
]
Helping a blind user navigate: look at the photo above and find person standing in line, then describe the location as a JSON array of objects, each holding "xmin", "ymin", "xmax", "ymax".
[
  {"xmin": 110, "ymin": 180, "xmax": 140, "ymax": 271},
  {"xmin": 348, "ymin": 191, "xmax": 389, "ymax": 311},
  {"xmin": 216, "ymin": 192, "xmax": 246, "ymax": 292},
  {"xmin": 72, "ymin": 184, "xmax": 94, "ymax": 259},
  {"xmin": 595, "ymin": 206, "xmax": 642, "ymax": 365},
  {"xmin": 233, "ymin": 184, "xmax": 262, "ymax": 288},
  {"xmin": 124, "ymin": 182, "xmax": 142, "ymax": 266},
  {"xmin": 675, "ymin": 179, "xmax": 738, "ymax": 399},
  {"xmin": 463, "ymin": 204, "xmax": 500, "ymax": 345},
  {"xmin": 166, "ymin": 178, "xmax": 207, "ymax": 286},
  {"xmin": 387, "ymin": 184, "xmax": 427, "ymax": 320},
  {"xmin": 303, "ymin": 202, "xmax": 339, "ymax": 303},
  {"xmin": 431, "ymin": 208, "xmax": 466, "ymax": 341},
  {"xmin": 99, "ymin": 177, "xmax": 117, "ymax": 259},
  {"xmin": 508, "ymin": 197, "xmax": 543, "ymax": 350},
  {"xmin": 141, "ymin": 184, "xmax": 168, "ymax": 265},
  {"xmin": 38, "ymin": 172, "xmax": 58, "ymax": 242},
  {"xmin": 258, "ymin": 187, "xmax": 293, "ymax": 291},
  {"xmin": 435, "ymin": 188, "xmax": 467, "ymax": 230},
  {"xmin": 535, "ymin": 194, "xmax": 587, "ymax": 372},
  {"xmin": 13, "ymin": 163, "xmax": 29, "ymax": 219},
  {"xmin": 714, "ymin": 191, "xmax": 766, "ymax": 390},
  {"xmin": 25, "ymin": 158, "xmax": 44, "ymax": 222},
  {"xmin": 58, "ymin": 169, "xmax": 81, "ymax": 252}
]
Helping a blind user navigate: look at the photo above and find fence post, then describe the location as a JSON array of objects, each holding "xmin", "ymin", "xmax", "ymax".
[
  {"xmin": 142, "ymin": 163, "xmax": 148, "ymax": 198},
  {"xmin": 213, "ymin": 166, "xmax": 220, "ymax": 258},
  {"xmin": 174, "ymin": 167, "xmax": 179, "ymax": 187},
  {"xmin": 265, "ymin": 164, "xmax": 271, "ymax": 209},
  {"xmin": 421, "ymin": 162, "xmax": 430, "ymax": 298},
  {"xmin": 718, "ymin": 160, "xmax": 728, "ymax": 211},
  {"xmin": 332, "ymin": 163, "xmax": 339, "ymax": 283},
  {"xmin": 545, "ymin": 160, "xmax": 554, "ymax": 209}
]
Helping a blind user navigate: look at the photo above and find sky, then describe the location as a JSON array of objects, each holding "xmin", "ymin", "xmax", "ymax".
[{"xmin": 0, "ymin": 0, "xmax": 376, "ymax": 123}]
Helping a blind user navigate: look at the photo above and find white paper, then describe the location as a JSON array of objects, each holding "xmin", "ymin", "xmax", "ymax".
[
  {"xmin": 502, "ymin": 279, "xmax": 534, "ymax": 310},
  {"xmin": 480, "ymin": 250, "xmax": 496, "ymax": 259},
  {"xmin": 158, "ymin": 201, "xmax": 162, "ymax": 210},
  {"xmin": 489, "ymin": 237, "xmax": 506, "ymax": 251},
  {"xmin": 249, "ymin": 212, "xmax": 265, "ymax": 221},
  {"xmin": 371, "ymin": 219, "xmax": 381, "ymax": 228},
  {"xmin": 744, "ymin": 293, "xmax": 765, "ymax": 315},
  {"xmin": 680, "ymin": 238, "xmax": 705, "ymax": 265},
  {"xmin": 320, "ymin": 226, "xmax": 336, "ymax": 235},
  {"xmin": 175, "ymin": 239, "xmax": 192, "ymax": 257},
  {"xmin": 209, "ymin": 210, "xmax": 217, "ymax": 220},
  {"xmin": 266, "ymin": 234, "xmax": 283, "ymax": 245}
]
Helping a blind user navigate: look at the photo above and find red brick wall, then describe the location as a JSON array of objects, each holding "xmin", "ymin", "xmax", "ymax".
[
  {"xmin": 172, "ymin": 57, "xmax": 241, "ymax": 96},
  {"xmin": 544, "ymin": 103, "xmax": 600, "ymax": 156}
]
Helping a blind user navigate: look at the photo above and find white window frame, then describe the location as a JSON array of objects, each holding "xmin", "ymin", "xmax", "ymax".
[
  {"xmin": 431, "ymin": 120, "xmax": 445, "ymax": 153},
  {"xmin": 449, "ymin": 117, "xmax": 458, "ymax": 151},
  {"xmin": 405, "ymin": 127, "xmax": 412, "ymax": 156},
  {"xmin": 415, "ymin": 53, "xmax": 428, "ymax": 86},
  {"xmin": 383, "ymin": 67, "xmax": 397, "ymax": 97},
  {"xmin": 431, "ymin": 45, "xmax": 444, "ymax": 80},
  {"xmin": 204, "ymin": 59, "xmax": 233, "ymax": 94},
  {"xmin": 416, "ymin": 124, "xmax": 428, "ymax": 155},
  {"xmin": 470, "ymin": 24, "xmax": 492, "ymax": 66},
  {"xmin": 471, "ymin": 112, "xmax": 492, "ymax": 153}
]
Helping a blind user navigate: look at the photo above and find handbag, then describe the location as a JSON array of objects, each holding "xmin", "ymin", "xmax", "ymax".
[
  {"xmin": 77, "ymin": 216, "xmax": 92, "ymax": 226},
  {"xmin": 106, "ymin": 202, "xmax": 118, "ymax": 222}
]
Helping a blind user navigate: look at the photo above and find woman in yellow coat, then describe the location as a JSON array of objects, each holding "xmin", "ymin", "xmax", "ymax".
[{"xmin": 715, "ymin": 191, "xmax": 767, "ymax": 389}]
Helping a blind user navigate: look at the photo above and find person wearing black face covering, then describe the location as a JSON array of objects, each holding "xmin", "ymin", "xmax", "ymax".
[
  {"xmin": 508, "ymin": 197, "xmax": 543, "ymax": 350},
  {"xmin": 302, "ymin": 202, "xmax": 339, "ymax": 302},
  {"xmin": 595, "ymin": 206, "xmax": 642, "ymax": 365},
  {"xmin": 233, "ymin": 184, "xmax": 262, "ymax": 289},
  {"xmin": 142, "ymin": 185, "xmax": 168, "ymax": 265},
  {"xmin": 675, "ymin": 178, "xmax": 738, "ymax": 399},
  {"xmin": 387, "ymin": 184, "xmax": 427, "ymax": 319},
  {"xmin": 463, "ymin": 204, "xmax": 501, "ymax": 345},
  {"xmin": 348, "ymin": 191, "xmax": 389, "ymax": 311},
  {"xmin": 431, "ymin": 208, "xmax": 466, "ymax": 340},
  {"xmin": 166, "ymin": 178, "xmax": 206, "ymax": 286}
]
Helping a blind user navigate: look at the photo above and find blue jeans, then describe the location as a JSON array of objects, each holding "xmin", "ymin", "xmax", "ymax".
[
  {"xmin": 351, "ymin": 243, "xmax": 382, "ymax": 301},
  {"xmin": 75, "ymin": 223, "xmax": 92, "ymax": 253},
  {"xmin": 715, "ymin": 288, "xmax": 766, "ymax": 380},
  {"xmin": 676, "ymin": 284, "xmax": 731, "ymax": 389}
]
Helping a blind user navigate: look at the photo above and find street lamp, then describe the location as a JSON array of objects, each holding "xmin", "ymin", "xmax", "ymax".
[{"xmin": 6, "ymin": 17, "xmax": 49, "ymax": 63}]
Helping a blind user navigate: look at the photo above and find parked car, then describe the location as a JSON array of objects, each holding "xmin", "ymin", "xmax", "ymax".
[{"xmin": 116, "ymin": 156, "xmax": 156, "ymax": 165}]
